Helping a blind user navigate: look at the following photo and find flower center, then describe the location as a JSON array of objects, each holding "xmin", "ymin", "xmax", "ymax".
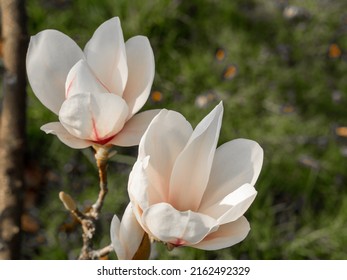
[
  {"xmin": 166, "ymin": 238, "xmax": 185, "ymax": 251},
  {"xmin": 92, "ymin": 134, "xmax": 115, "ymax": 145}
]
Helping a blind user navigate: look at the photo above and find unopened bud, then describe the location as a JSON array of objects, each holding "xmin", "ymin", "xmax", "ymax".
[{"xmin": 59, "ymin": 191, "xmax": 77, "ymax": 211}]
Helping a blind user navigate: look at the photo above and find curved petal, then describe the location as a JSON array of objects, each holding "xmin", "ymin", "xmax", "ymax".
[
  {"xmin": 142, "ymin": 202, "xmax": 219, "ymax": 246},
  {"xmin": 137, "ymin": 109, "xmax": 193, "ymax": 202},
  {"xmin": 191, "ymin": 216, "xmax": 250, "ymax": 250},
  {"xmin": 110, "ymin": 109, "xmax": 161, "ymax": 147},
  {"xmin": 122, "ymin": 36, "xmax": 155, "ymax": 117},
  {"xmin": 111, "ymin": 204, "xmax": 146, "ymax": 260},
  {"xmin": 59, "ymin": 92, "xmax": 128, "ymax": 143},
  {"xmin": 41, "ymin": 122, "xmax": 92, "ymax": 149},
  {"xmin": 110, "ymin": 214, "xmax": 125, "ymax": 259},
  {"xmin": 200, "ymin": 138, "xmax": 263, "ymax": 210},
  {"xmin": 65, "ymin": 60, "xmax": 109, "ymax": 98},
  {"xmin": 200, "ymin": 183, "xmax": 257, "ymax": 224},
  {"xmin": 128, "ymin": 157, "xmax": 151, "ymax": 213},
  {"xmin": 128, "ymin": 155, "xmax": 165, "ymax": 217},
  {"xmin": 169, "ymin": 102, "xmax": 223, "ymax": 211},
  {"xmin": 26, "ymin": 30, "xmax": 85, "ymax": 114},
  {"xmin": 84, "ymin": 17, "xmax": 127, "ymax": 96},
  {"xmin": 120, "ymin": 203, "xmax": 145, "ymax": 260}
]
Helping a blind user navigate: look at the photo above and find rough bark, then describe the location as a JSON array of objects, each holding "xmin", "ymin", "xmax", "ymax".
[{"xmin": 0, "ymin": 0, "xmax": 27, "ymax": 259}]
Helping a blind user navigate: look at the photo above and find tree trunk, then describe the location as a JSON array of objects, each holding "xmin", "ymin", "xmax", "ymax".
[{"xmin": 0, "ymin": 0, "xmax": 27, "ymax": 259}]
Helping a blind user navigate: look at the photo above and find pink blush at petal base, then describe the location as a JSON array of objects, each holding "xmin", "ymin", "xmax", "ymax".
[
  {"xmin": 90, "ymin": 117, "xmax": 115, "ymax": 145},
  {"xmin": 173, "ymin": 238, "xmax": 185, "ymax": 246},
  {"xmin": 65, "ymin": 74, "xmax": 76, "ymax": 98},
  {"xmin": 167, "ymin": 238, "xmax": 185, "ymax": 250},
  {"xmin": 92, "ymin": 134, "xmax": 116, "ymax": 145}
]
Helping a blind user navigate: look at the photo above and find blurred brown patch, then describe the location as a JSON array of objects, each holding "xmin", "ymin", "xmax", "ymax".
[
  {"xmin": 222, "ymin": 64, "xmax": 238, "ymax": 80},
  {"xmin": 59, "ymin": 218, "xmax": 79, "ymax": 234},
  {"xmin": 215, "ymin": 48, "xmax": 226, "ymax": 62},
  {"xmin": 281, "ymin": 104, "xmax": 295, "ymax": 114},
  {"xmin": 328, "ymin": 43, "xmax": 342, "ymax": 59},
  {"xmin": 335, "ymin": 126, "xmax": 347, "ymax": 137},
  {"xmin": 21, "ymin": 213, "xmax": 40, "ymax": 234},
  {"xmin": 150, "ymin": 90, "xmax": 163, "ymax": 103}
]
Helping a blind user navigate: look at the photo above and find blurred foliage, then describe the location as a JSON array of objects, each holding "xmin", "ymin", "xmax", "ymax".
[{"xmin": 21, "ymin": 0, "xmax": 347, "ymax": 259}]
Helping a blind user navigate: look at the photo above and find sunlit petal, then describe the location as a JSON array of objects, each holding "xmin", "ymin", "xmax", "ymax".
[
  {"xmin": 122, "ymin": 36, "xmax": 155, "ymax": 117},
  {"xmin": 26, "ymin": 30, "xmax": 84, "ymax": 114},
  {"xmin": 119, "ymin": 203, "xmax": 145, "ymax": 259},
  {"xmin": 142, "ymin": 202, "xmax": 219, "ymax": 246},
  {"xmin": 41, "ymin": 122, "xmax": 92, "ymax": 149},
  {"xmin": 84, "ymin": 17, "xmax": 128, "ymax": 96},
  {"xmin": 110, "ymin": 215, "xmax": 125, "ymax": 259},
  {"xmin": 138, "ymin": 109, "xmax": 193, "ymax": 202},
  {"xmin": 169, "ymin": 102, "xmax": 223, "ymax": 211},
  {"xmin": 59, "ymin": 92, "xmax": 128, "ymax": 143},
  {"xmin": 200, "ymin": 183, "xmax": 257, "ymax": 224},
  {"xmin": 65, "ymin": 60, "xmax": 109, "ymax": 98},
  {"xmin": 110, "ymin": 109, "xmax": 161, "ymax": 147},
  {"xmin": 200, "ymin": 139, "xmax": 263, "ymax": 210},
  {"xmin": 191, "ymin": 216, "xmax": 250, "ymax": 250},
  {"xmin": 128, "ymin": 157, "xmax": 151, "ymax": 211}
]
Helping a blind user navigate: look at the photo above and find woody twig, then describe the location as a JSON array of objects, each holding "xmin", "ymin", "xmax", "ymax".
[{"xmin": 59, "ymin": 145, "xmax": 114, "ymax": 260}]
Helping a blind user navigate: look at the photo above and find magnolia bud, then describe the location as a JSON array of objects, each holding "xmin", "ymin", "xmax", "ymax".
[{"xmin": 59, "ymin": 191, "xmax": 77, "ymax": 211}]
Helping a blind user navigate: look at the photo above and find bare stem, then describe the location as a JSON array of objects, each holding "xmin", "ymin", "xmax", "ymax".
[
  {"xmin": 60, "ymin": 145, "xmax": 114, "ymax": 260},
  {"xmin": 90, "ymin": 244, "xmax": 114, "ymax": 259},
  {"xmin": 78, "ymin": 218, "xmax": 94, "ymax": 259},
  {"xmin": 90, "ymin": 145, "xmax": 110, "ymax": 218}
]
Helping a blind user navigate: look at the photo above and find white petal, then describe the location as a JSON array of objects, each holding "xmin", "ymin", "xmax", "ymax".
[
  {"xmin": 169, "ymin": 102, "xmax": 223, "ymax": 211},
  {"xmin": 65, "ymin": 60, "xmax": 109, "ymax": 98},
  {"xmin": 84, "ymin": 17, "xmax": 127, "ymax": 96},
  {"xmin": 128, "ymin": 157, "xmax": 151, "ymax": 212},
  {"xmin": 110, "ymin": 214, "xmax": 126, "ymax": 260},
  {"xmin": 137, "ymin": 109, "xmax": 193, "ymax": 203},
  {"xmin": 119, "ymin": 203, "xmax": 145, "ymax": 260},
  {"xmin": 110, "ymin": 109, "xmax": 161, "ymax": 147},
  {"xmin": 191, "ymin": 216, "xmax": 250, "ymax": 250},
  {"xmin": 122, "ymin": 36, "xmax": 155, "ymax": 117},
  {"xmin": 200, "ymin": 183, "xmax": 257, "ymax": 224},
  {"xmin": 142, "ymin": 202, "xmax": 219, "ymax": 246},
  {"xmin": 26, "ymin": 30, "xmax": 85, "ymax": 114},
  {"xmin": 41, "ymin": 122, "xmax": 92, "ymax": 149},
  {"xmin": 128, "ymin": 155, "xmax": 167, "ymax": 219},
  {"xmin": 58, "ymin": 92, "xmax": 128, "ymax": 144},
  {"xmin": 200, "ymin": 138, "xmax": 263, "ymax": 210}
]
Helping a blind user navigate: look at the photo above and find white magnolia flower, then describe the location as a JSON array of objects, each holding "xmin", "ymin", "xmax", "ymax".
[
  {"xmin": 110, "ymin": 203, "xmax": 148, "ymax": 260},
  {"xmin": 26, "ymin": 17, "xmax": 158, "ymax": 149},
  {"xmin": 128, "ymin": 102, "xmax": 263, "ymax": 250}
]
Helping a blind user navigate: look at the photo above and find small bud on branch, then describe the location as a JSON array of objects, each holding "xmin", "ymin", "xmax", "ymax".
[{"xmin": 59, "ymin": 191, "xmax": 77, "ymax": 211}]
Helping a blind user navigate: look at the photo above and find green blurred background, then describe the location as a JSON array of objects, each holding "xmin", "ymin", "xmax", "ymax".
[{"xmin": 21, "ymin": 0, "xmax": 347, "ymax": 259}]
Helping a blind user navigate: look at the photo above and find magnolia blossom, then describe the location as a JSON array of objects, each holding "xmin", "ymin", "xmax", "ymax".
[
  {"xmin": 110, "ymin": 203, "xmax": 147, "ymax": 260},
  {"xmin": 26, "ymin": 17, "xmax": 158, "ymax": 149},
  {"xmin": 128, "ymin": 102, "xmax": 263, "ymax": 250}
]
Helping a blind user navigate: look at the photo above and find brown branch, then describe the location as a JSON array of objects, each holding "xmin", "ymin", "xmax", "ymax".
[
  {"xmin": 0, "ymin": 0, "xmax": 28, "ymax": 260},
  {"xmin": 60, "ymin": 146, "xmax": 113, "ymax": 260},
  {"xmin": 78, "ymin": 216, "xmax": 96, "ymax": 259},
  {"xmin": 90, "ymin": 244, "xmax": 113, "ymax": 259},
  {"xmin": 90, "ymin": 146, "xmax": 110, "ymax": 218}
]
